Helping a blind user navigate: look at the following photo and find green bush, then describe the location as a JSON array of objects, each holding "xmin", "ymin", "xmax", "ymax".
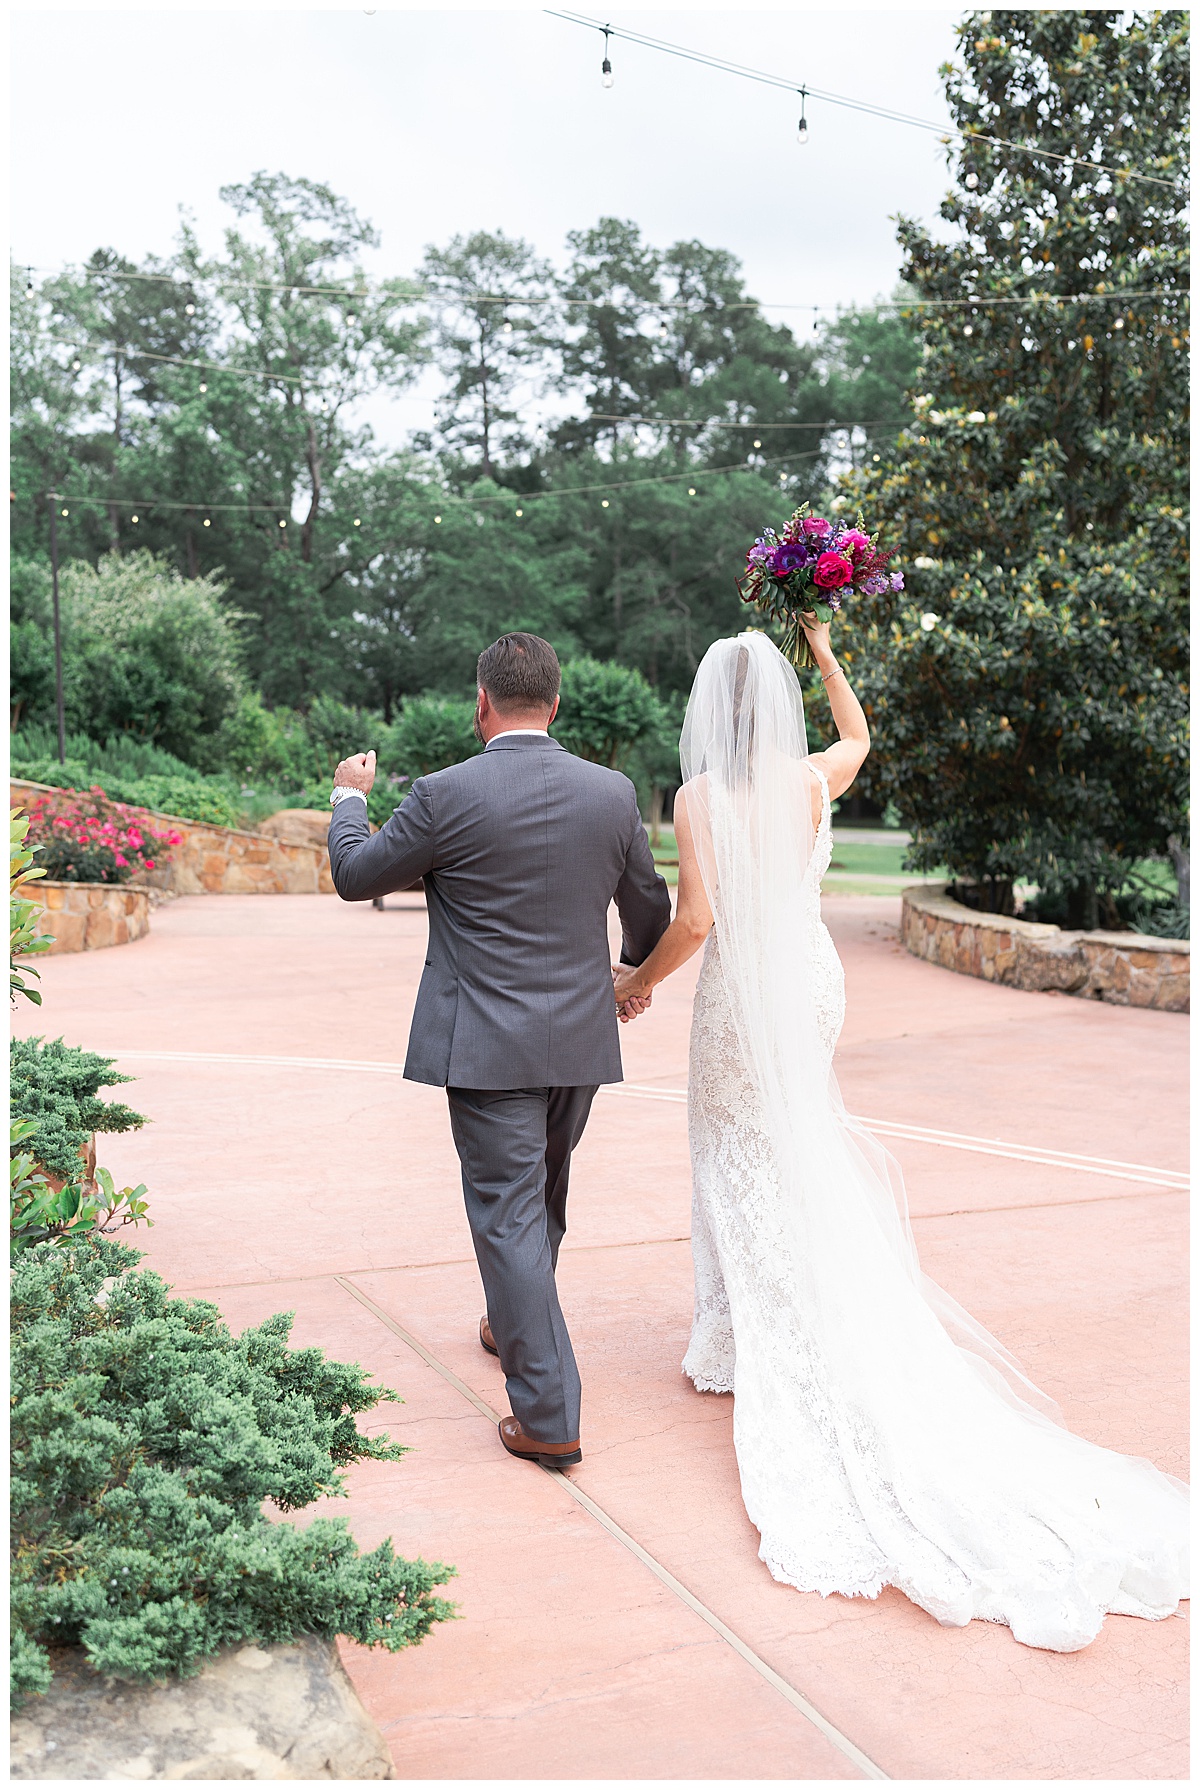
[
  {"xmin": 554, "ymin": 657, "xmax": 667, "ymax": 770},
  {"xmin": 12, "ymin": 725, "xmax": 208, "ymax": 785},
  {"xmin": 11, "ymin": 1237, "xmax": 456, "ymax": 1707},
  {"xmin": 10, "ymin": 1120, "xmax": 151, "ymax": 1258},
  {"xmin": 385, "ymin": 695, "xmax": 481, "ymax": 780},
  {"xmin": 10, "ymin": 809, "xmax": 51, "ymax": 1009},
  {"xmin": 11, "ymin": 1037, "xmax": 146, "ymax": 1182},
  {"xmin": 12, "ymin": 761, "xmax": 243, "ymax": 830}
]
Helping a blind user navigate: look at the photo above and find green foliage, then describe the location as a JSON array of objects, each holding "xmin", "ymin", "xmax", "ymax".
[
  {"xmin": 17, "ymin": 552, "xmax": 247, "ymax": 760},
  {"xmin": 10, "ymin": 810, "xmax": 51, "ymax": 1008},
  {"xmin": 839, "ymin": 10, "xmax": 1189, "ymax": 919},
  {"xmin": 11, "ymin": 1036, "xmax": 145, "ymax": 1182},
  {"xmin": 10, "ymin": 1120, "xmax": 151, "ymax": 1258},
  {"xmin": 12, "ymin": 183, "xmax": 917, "ymax": 720},
  {"xmin": 13, "ymin": 758, "xmax": 243, "ymax": 829},
  {"xmin": 554, "ymin": 657, "xmax": 668, "ymax": 769},
  {"xmin": 11, "ymin": 1237, "xmax": 455, "ymax": 1705},
  {"xmin": 386, "ymin": 695, "xmax": 481, "ymax": 779}
]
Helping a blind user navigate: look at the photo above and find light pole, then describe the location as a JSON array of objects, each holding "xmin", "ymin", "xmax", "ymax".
[{"xmin": 47, "ymin": 493, "xmax": 66, "ymax": 763}]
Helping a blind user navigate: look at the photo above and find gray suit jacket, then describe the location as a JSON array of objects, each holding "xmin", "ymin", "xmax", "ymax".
[{"xmin": 327, "ymin": 734, "xmax": 673, "ymax": 1089}]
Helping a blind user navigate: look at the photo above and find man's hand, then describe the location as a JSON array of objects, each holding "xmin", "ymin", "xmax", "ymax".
[{"xmin": 334, "ymin": 751, "xmax": 376, "ymax": 794}]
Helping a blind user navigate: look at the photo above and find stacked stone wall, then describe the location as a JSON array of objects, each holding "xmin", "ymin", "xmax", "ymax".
[
  {"xmin": 901, "ymin": 884, "xmax": 1188, "ymax": 1013},
  {"xmin": 11, "ymin": 780, "xmax": 333, "ymax": 897}
]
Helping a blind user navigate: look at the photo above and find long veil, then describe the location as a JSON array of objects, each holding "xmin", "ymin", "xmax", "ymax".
[{"xmin": 678, "ymin": 631, "xmax": 1186, "ymax": 1650}]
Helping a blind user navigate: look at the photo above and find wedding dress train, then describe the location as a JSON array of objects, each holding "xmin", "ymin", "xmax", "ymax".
[{"xmin": 679, "ymin": 632, "xmax": 1188, "ymax": 1652}]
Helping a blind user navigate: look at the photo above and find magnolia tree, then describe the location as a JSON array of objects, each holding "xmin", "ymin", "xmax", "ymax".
[{"xmin": 840, "ymin": 10, "xmax": 1188, "ymax": 925}]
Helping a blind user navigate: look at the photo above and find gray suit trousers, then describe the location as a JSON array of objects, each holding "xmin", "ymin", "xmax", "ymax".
[{"xmin": 447, "ymin": 1084, "xmax": 597, "ymax": 1444}]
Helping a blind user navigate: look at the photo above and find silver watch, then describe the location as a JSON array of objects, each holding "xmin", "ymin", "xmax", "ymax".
[{"xmin": 329, "ymin": 785, "xmax": 368, "ymax": 808}]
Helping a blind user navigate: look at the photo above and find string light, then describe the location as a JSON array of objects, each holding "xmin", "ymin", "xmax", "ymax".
[
  {"xmin": 346, "ymin": 313, "xmax": 357, "ymax": 326},
  {"xmin": 546, "ymin": 11, "xmax": 1183, "ymax": 191},
  {"xmin": 353, "ymin": 517, "xmax": 361, "ymax": 526},
  {"xmin": 60, "ymin": 507, "xmax": 69, "ymax": 517},
  {"xmin": 687, "ymin": 486, "xmax": 697, "ymax": 496},
  {"xmin": 962, "ymin": 325, "xmax": 973, "ymax": 336},
  {"xmin": 203, "ymin": 517, "xmax": 211, "ymax": 527},
  {"xmin": 502, "ymin": 321, "xmax": 514, "ymax": 334},
  {"xmin": 752, "ymin": 437, "xmax": 762, "ymax": 448},
  {"xmin": 185, "ymin": 303, "xmax": 196, "ymax": 316},
  {"xmin": 71, "ymin": 357, "xmax": 82, "ymax": 371},
  {"xmin": 279, "ymin": 519, "xmax": 287, "ymax": 528},
  {"xmin": 1105, "ymin": 206, "xmax": 1119, "ymax": 221},
  {"xmin": 601, "ymin": 23, "xmax": 614, "ymax": 87},
  {"xmin": 434, "ymin": 514, "xmax": 442, "ymax": 523},
  {"xmin": 130, "ymin": 513, "xmax": 139, "ymax": 523},
  {"xmin": 515, "ymin": 507, "xmax": 524, "ymax": 516},
  {"xmin": 601, "ymin": 499, "xmax": 609, "ymax": 507},
  {"xmin": 964, "ymin": 171, "xmax": 980, "ymax": 189},
  {"xmin": 199, "ymin": 381, "xmax": 208, "ymax": 392},
  {"xmin": 797, "ymin": 88, "xmax": 809, "ymax": 145}
]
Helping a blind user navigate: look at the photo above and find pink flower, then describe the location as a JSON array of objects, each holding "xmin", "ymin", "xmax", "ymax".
[
  {"xmin": 839, "ymin": 529, "xmax": 870, "ymax": 556},
  {"xmin": 802, "ymin": 516, "xmax": 832, "ymax": 538},
  {"xmin": 813, "ymin": 550, "xmax": 854, "ymax": 590},
  {"xmin": 143, "ymin": 860, "xmax": 155, "ymax": 870},
  {"xmin": 113, "ymin": 853, "xmax": 128, "ymax": 867},
  {"xmin": 169, "ymin": 832, "xmax": 182, "ymax": 845}
]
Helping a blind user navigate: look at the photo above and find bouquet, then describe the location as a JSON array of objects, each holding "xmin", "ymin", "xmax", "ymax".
[{"xmin": 737, "ymin": 502, "xmax": 903, "ymax": 671}]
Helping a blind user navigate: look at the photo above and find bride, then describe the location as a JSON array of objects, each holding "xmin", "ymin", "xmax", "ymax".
[{"xmin": 612, "ymin": 621, "xmax": 1188, "ymax": 1652}]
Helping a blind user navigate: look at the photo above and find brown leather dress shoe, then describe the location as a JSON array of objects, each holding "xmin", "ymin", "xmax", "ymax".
[
  {"xmin": 498, "ymin": 1415, "xmax": 582, "ymax": 1469},
  {"xmin": 479, "ymin": 1316, "xmax": 499, "ymax": 1357}
]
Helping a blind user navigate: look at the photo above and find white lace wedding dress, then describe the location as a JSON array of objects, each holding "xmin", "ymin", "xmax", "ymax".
[{"xmin": 679, "ymin": 632, "xmax": 1188, "ymax": 1653}]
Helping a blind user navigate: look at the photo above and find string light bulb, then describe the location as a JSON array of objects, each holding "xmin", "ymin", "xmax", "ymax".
[
  {"xmin": 964, "ymin": 170, "xmax": 979, "ymax": 189},
  {"xmin": 962, "ymin": 325, "xmax": 973, "ymax": 337},
  {"xmin": 433, "ymin": 514, "xmax": 442, "ymax": 524},
  {"xmin": 279, "ymin": 519, "xmax": 287, "ymax": 528},
  {"xmin": 502, "ymin": 320, "xmax": 513, "ymax": 334},
  {"xmin": 658, "ymin": 320, "xmax": 669, "ymax": 338},
  {"xmin": 203, "ymin": 517, "xmax": 211, "ymax": 527},
  {"xmin": 71, "ymin": 359, "xmax": 81, "ymax": 371},
  {"xmin": 185, "ymin": 303, "xmax": 196, "ymax": 316},
  {"xmin": 346, "ymin": 313, "xmax": 357, "ymax": 326},
  {"xmin": 199, "ymin": 381, "xmax": 208, "ymax": 392},
  {"xmin": 687, "ymin": 486, "xmax": 697, "ymax": 496},
  {"xmin": 515, "ymin": 507, "xmax": 523, "ymax": 517},
  {"xmin": 601, "ymin": 499, "xmax": 610, "ymax": 508},
  {"xmin": 60, "ymin": 508, "xmax": 69, "ymax": 517},
  {"xmin": 601, "ymin": 25, "xmax": 614, "ymax": 87},
  {"xmin": 1113, "ymin": 316, "xmax": 1125, "ymax": 330},
  {"xmin": 1105, "ymin": 205, "xmax": 1119, "ymax": 221},
  {"xmin": 752, "ymin": 438, "xmax": 762, "ymax": 449},
  {"xmin": 131, "ymin": 514, "xmax": 139, "ymax": 523},
  {"xmin": 353, "ymin": 517, "xmax": 361, "ymax": 526},
  {"xmin": 796, "ymin": 88, "xmax": 808, "ymax": 144}
]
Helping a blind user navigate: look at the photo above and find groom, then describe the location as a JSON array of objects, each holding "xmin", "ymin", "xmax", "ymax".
[{"xmin": 327, "ymin": 634, "xmax": 671, "ymax": 1468}]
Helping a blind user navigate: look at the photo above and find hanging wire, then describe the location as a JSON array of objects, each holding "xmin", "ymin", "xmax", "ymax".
[{"xmin": 544, "ymin": 10, "xmax": 1186, "ymax": 193}]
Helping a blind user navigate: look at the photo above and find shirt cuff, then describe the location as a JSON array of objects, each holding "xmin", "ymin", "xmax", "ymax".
[{"xmin": 329, "ymin": 786, "xmax": 369, "ymax": 807}]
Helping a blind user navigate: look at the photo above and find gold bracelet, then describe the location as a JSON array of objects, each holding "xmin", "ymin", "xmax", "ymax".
[{"xmin": 821, "ymin": 664, "xmax": 843, "ymax": 684}]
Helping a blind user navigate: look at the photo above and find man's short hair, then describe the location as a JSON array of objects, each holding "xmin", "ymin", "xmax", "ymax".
[{"xmin": 477, "ymin": 633, "xmax": 561, "ymax": 714}]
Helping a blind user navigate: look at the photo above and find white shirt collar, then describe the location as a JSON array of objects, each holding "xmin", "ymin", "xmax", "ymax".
[{"xmin": 484, "ymin": 728, "xmax": 550, "ymax": 748}]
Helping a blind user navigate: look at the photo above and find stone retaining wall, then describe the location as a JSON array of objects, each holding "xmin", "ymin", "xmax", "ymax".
[
  {"xmin": 11, "ymin": 780, "xmax": 334, "ymax": 897},
  {"xmin": 901, "ymin": 883, "xmax": 1189, "ymax": 1013},
  {"xmin": 33, "ymin": 881, "xmax": 152, "ymax": 954}
]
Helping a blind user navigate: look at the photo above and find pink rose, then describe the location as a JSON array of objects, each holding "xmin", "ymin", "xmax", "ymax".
[
  {"xmin": 802, "ymin": 516, "xmax": 832, "ymax": 538},
  {"xmin": 813, "ymin": 550, "xmax": 853, "ymax": 590},
  {"xmin": 839, "ymin": 529, "xmax": 869, "ymax": 556},
  {"xmin": 144, "ymin": 860, "xmax": 155, "ymax": 870},
  {"xmin": 114, "ymin": 853, "xmax": 128, "ymax": 867}
]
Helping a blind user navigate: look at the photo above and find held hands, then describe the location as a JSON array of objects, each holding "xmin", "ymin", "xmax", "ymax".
[
  {"xmin": 613, "ymin": 965, "xmax": 652, "ymax": 1024},
  {"xmin": 334, "ymin": 750, "xmax": 377, "ymax": 794},
  {"xmin": 799, "ymin": 612, "xmax": 834, "ymax": 664}
]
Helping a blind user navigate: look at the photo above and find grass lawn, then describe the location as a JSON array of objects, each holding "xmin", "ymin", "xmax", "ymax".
[{"xmin": 646, "ymin": 825, "xmax": 937, "ymax": 893}]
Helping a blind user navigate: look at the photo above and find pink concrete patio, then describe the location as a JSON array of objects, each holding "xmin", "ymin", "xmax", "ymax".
[{"xmin": 16, "ymin": 890, "xmax": 1187, "ymax": 1780}]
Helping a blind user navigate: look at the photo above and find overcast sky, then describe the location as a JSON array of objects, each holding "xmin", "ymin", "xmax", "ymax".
[{"xmin": 12, "ymin": 4, "xmax": 964, "ymax": 443}]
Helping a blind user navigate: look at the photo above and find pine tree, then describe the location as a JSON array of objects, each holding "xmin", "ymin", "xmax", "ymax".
[{"xmin": 842, "ymin": 10, "xmax": 1188, "ymax": 924}]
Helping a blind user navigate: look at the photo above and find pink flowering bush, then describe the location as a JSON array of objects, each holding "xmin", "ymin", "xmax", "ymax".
[{"xmin": 27, "ymin": 788, "xmax": 182, "ymax": 886}]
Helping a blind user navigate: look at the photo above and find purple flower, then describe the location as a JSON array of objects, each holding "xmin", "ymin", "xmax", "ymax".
[
  {"xmin": 746, "ymin": 539, "xmax": 773, "ymax": 567},
  {"xmin": 770, "ymin": 541, "xmax": 809, "ymax": 578},
  {"xmin": 890, "ymin": 571, "xmax": 905, "ymax": 591}
]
